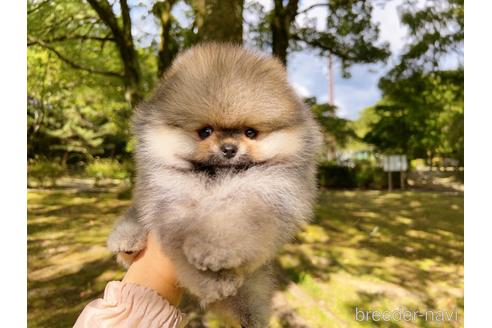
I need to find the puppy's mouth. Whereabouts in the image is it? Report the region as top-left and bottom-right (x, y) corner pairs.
(190, 156), (263, 176)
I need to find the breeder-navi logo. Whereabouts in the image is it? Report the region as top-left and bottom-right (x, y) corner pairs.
(355, 306), (459, 323)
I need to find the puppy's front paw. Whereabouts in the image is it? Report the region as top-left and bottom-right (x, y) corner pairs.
(183, 237), (243, 271)
(107, 223), (146, 254)
(107, 214), (146, 267)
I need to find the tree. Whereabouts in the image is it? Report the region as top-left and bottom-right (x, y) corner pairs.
(27, 0), (248, 162)
(249, 0), (390, 69)
(192, 0), (244, 43)
(364, 0), (463, 165)
(270, 0), (298, 66)
(85, 0), (143, 106)
(153, 0), (180, 77)
(27, 0), (136, 161)
(26, 0), (408, 167)
(311, 102), (356, 149)
(152, 0), (245, 76)
(28, 0), (143, 107)
(365, 70), (463, 164)
(27, 45), (128, 162)
(388, 0), (463, 79)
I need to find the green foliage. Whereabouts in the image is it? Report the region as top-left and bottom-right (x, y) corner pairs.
(244, 1), (270, 50)
(27, 0), (143, 162)
(248, 0), (390, 71)
(353, 159), (387, 188)
(311, 103), (356, 148)
(390, 0), (463, 78)
(28, 157), (66, 186)
(27, 0), (124, 76)
(295, 0), (390, 76)
(27, 0), (463, 174)
(85, 158), (131, 182)
(317, 162), (355, 188)
(351, 105), (378, 139)
(362, 0), (463, 164)
(26, 0), (245, 165)
(317, 160), (389, 189)
(364, 69), (464, 164)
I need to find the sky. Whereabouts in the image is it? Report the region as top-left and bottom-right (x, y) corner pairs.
(282, 0), (462, 120)
(130, 0), (458, 121)
(270, 0), (409, 120)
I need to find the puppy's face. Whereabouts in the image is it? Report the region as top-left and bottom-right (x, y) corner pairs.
(136, 44), (313, 172)
(193, 123), (308, 168)
(193, 125), (261, 167)
(142, 120), (305, 171)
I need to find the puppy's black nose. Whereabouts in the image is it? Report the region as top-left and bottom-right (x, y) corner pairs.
(221, 144), (238, 159)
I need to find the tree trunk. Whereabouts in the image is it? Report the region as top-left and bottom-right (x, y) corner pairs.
(153, 0), (179, 77)
(62, 151), (69, 166)
(119, 0), (142, 106)
(271, 0), (298, 66)
(87, 0), (143, 107)
(193, 0), (244, 44)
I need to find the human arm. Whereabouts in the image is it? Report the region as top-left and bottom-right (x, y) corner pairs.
(74, 232), (185, 328)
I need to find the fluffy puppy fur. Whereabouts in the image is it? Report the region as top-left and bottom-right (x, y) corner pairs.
(107, 43), (322, 327)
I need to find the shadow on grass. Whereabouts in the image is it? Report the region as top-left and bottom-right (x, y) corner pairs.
(28, 257), (122, 328)
(28, 188), (463, 327)
(272, 190), (463, 327)
(28, 189), (129, 327)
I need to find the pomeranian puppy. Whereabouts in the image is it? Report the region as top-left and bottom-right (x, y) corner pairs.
(107, 43), (322, 327)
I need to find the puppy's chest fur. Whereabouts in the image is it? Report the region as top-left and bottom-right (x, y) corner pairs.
(136, 166), (244, 218)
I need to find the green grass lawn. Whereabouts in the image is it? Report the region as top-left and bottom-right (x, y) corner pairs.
(28, 187), (463, 327)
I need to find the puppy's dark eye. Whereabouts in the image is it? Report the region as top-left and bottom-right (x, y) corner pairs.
(245, 128), (258, 139)
(198, 126), (213, 140)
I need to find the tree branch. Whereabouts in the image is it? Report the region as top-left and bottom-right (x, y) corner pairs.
(28, 36), (124, 78)
(297, 2), (328, 15)
(119, 0), (133, 41)
(86, 0), (122, 40)
(87, 0), (143, 105)
(27, 0), (50, 15)
(27, 35), (115, 46)
(286, 0), (300, 18)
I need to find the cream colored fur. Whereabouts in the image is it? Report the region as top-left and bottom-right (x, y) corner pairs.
(107, 43), (322, 327)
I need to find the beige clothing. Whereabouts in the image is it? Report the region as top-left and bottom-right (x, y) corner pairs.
(74, 281), (186, 328)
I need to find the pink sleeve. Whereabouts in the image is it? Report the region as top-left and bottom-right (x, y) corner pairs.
(74, 281), (187, 328)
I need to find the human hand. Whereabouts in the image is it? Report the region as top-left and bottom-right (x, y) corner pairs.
(122, 231), (183, 306)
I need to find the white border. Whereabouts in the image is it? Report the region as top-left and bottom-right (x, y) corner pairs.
(465, 1), (492, 326)
(0, 1), (27, 326)
(3, 1), (480, 326)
